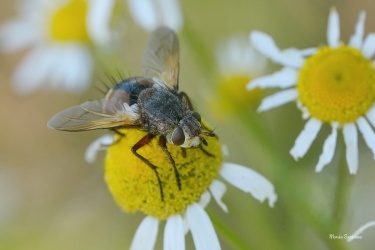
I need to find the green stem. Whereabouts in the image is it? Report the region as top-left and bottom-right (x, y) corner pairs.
(332, 145), (354, 232)
(239, 112), (350, 250)
(181, 22), (218, 85)
(207, 210), (253, 250)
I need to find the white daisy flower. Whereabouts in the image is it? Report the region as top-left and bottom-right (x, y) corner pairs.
(247, 8), (375, 174)
(217, 35), (268, 78)
(0, 0), (115, 95)
(127, 0), (183, 32)
(211, 36), (268, 118)
(86, 130), (277, 249)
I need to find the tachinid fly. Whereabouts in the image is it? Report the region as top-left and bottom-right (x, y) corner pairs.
(48, 27), (215, 200)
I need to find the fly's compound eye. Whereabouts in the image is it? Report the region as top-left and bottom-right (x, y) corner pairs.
(192, 112), (201, 122)
(171, 127), (185, 145)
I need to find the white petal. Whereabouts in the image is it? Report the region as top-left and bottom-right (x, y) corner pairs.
(85, 134), (114, 163)
(356, 117), (375, 158)
(362, 33), (375, 58)
(315, 122), (338, 172)
(128, 0), (157, 31)
(327, 7), (340, 48)
(87, 0), (115, 45)
(349, 11), (366, 49)
(186, 203), (221, 250)
(158, 0), (184, 31)
(50, 44), (93, 92)
(11, 43), (92, 94)
(130, 216), (159, 250)
(182, 216), (189, 236)
(290, 118), (322, 160)
(366, 104), (375, 127)
(12, 47), (56, 95)
(250, 31), (304, 68)
(343, 123), (358, 174)
(127, 0), (183, 32)
(258, 88), (298, 112)
(250, 31), (280, 61)
(209, 180), (228, 213)
(347, 221), (375, 242)
(297, 100), (310, 120)
(295, 47), (318, 57)
(198, 191), (211, 209)
(0, 19), (38, 51)
(221, 144), (229, 157)
(278, 48), (305, 68)
(164, 215), (185, 250)
(217, 35), (268, 76)
(220, 163), (277, 207)
(247, 67), (298, 90)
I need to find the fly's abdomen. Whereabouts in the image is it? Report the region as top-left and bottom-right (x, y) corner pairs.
(103, 77), (154, 114)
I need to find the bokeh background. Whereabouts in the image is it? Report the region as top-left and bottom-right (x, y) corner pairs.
(1, 0), (375, 249)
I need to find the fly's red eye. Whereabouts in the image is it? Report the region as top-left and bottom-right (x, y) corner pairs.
(171, 127), (185, 145)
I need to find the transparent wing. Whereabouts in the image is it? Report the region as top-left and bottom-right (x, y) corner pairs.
(142, 26), (180, 90)
(47, 99), (140, 131)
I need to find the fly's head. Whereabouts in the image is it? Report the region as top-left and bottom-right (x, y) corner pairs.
(166, 111), (214, 148)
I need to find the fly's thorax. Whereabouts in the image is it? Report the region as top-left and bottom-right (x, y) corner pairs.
(138, 87), (188, 134)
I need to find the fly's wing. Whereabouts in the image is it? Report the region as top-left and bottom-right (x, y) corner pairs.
(142, 26), (180, 90)
(47, 99), (140, 131)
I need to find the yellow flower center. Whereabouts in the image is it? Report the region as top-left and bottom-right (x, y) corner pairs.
(210, 75), (262, 119)
(297, 46), (375, 124)
(49, 0), (90, 42)
(105, 129), (222, 220)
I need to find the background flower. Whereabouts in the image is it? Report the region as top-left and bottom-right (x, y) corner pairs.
(248, 8), (375, 174)
(209, 35), (268, 120)
(0, 0), (115, 94)
(127, 0), (183, 32)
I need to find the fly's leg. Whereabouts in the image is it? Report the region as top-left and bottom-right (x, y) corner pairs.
(131, 134), (165, 201)
(159, 136), (182, 191)
(108, 129), (126, 145)
(110, 126), (141, 146)
(198, 144), (215, 157)
(181, 148), (187, 158)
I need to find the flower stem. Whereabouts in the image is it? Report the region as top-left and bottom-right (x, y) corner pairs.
(207, 210), (253, 250)
(332, 144), (354, 232)
(180, 21), (218, 85)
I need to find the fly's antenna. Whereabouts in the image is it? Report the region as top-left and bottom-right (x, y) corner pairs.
(199, 128), (216, 146)
(201, 130), (216, 137)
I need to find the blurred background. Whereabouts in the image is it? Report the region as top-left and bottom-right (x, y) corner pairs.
(1, 0), (375, 249)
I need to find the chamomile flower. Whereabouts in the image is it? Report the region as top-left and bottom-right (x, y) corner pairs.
(0, 0), (115, 95)
(86, 129), (277, 249)
(211, 36), (267, 118)
(248, 8), (375, 174)
(127, 0), (183, 32)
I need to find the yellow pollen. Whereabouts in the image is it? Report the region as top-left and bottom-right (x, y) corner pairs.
(297, 46), (375, 123)
(49, 0), (90, 42)
(105, 128), (222, 220)
(210, 75), (263, 119)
